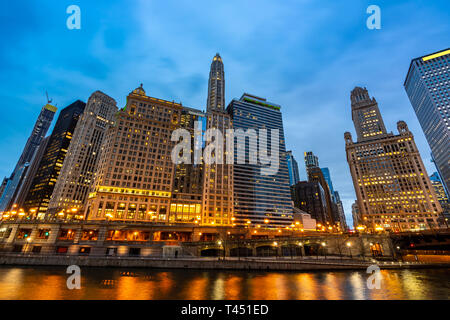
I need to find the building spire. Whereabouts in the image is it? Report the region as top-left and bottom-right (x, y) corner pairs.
(207, 53), (225, 112)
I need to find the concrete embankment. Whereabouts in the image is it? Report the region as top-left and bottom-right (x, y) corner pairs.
(1, 254), (449, 271)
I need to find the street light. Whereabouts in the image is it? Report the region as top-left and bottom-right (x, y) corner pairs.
(217, 240), (225, 261)
(320, 242), (327, 259)
(346, 242), (352, 258)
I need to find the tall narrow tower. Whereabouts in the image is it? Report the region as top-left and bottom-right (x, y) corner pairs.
(0, 102), (57, 212)
(202, 53), (234, 226)
(351, 87), (387, 141)
(207, 53), (225, 112)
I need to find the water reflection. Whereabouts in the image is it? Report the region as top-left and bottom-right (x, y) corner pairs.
(0, 266), (448, 300)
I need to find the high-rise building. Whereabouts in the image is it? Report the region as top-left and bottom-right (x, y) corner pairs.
(11, 137), (50, 209)
(23, 100), (86, 218)
(304, 151), (319, 177)
(430, 172), (449, 203)
(47, 91), (118, 217)
(207, 53), (225, 112)
(85, 85), (182, 223)
(351, 201), (360, 228)
(307, 166), (336, 225)
(404, 49), (450, 195)
(429, 172), (450, 221)
(350, 87), (388, 141)
(170, 107), (206, 224)
(227, 94), (293, 227)
(202, 54), (234, 226)
(286, 151), (300, 186)
(333, 191), (348, 231)
(0, 103), (57, 212)
(291, 181), (329, 226)
(345, 87), (443, 232)
(321, 167), (335, 201)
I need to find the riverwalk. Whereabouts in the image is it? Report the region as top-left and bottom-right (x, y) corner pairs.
(1, 253), (449, 271)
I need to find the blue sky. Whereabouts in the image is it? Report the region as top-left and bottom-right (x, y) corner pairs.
(0, 0), (449, 227)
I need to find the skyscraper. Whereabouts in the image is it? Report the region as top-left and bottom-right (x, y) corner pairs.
(286, 151), (300, 186)
(47, 91), (118, 217)
(304, 151), (319, 177)
(321, 167), (335, 201)
(23, 100), (86, 218)
(207, 53), (225, 111)
(404, 48), (450, 195)
(0, 103), (56, 212)
(291, 181), (329, 226)
(303, 152), (335, 225)
(170, 107), (206, 224)
(202, 53), (234, 226)
(227, 94), (293, 228)
(429, 172), (450, 220)
(85, 85), (182, 223)
(345, 87), (443, 232)
(11, 137), (50, 209)
(333, 191), (348, 231)
(350, 87), (387, 141)
(351, 201), (360, 228)
(307, 166), (336, 225)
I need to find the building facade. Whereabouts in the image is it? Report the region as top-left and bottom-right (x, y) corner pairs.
(291, 181), (329, 226)
(170, 107), (206, 224)
(23, 101), (86, 218)
(0, 103), (57, 212)
(227, 94), (293, 228)
(429, 172), (450, 221)
(47, 91), (118, 217)
(304, 151), (319, 178)
(85, 85), (182, 223)
(207, 53), (225, 112)
(202, 54), (234, 226)
(286, 150), (300, 186)
(11, 137), (50, 210)
(345, 87), (443, 232)
(321, 167), (335, 201)
(404, 48), (450, 195)
(333, 191), (348, 231)
(351, 201), (360, 228)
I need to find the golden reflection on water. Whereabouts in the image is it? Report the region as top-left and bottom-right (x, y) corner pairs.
(248, 274), (288, 300)
(184, 275), (208, 300)
(323, 273), (343, 300)
(349, 272), (366, 300)
(0, 267), (447, 300)
(294, 273), (318, 300)
(223, 275), (242, 300)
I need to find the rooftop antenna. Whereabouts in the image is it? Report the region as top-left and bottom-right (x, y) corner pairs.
(45, 91), (53, 104)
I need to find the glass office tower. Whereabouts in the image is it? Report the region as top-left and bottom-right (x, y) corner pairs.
(0, 103), (56, 212)
(227, 94), (293, 228)
(404, 48), (450, 195)
(286, 150), (300, 186)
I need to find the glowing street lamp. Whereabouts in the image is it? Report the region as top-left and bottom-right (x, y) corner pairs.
(346, 242), (352, 258)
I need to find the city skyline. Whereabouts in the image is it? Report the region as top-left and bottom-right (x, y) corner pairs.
(1, 1), (449, 227)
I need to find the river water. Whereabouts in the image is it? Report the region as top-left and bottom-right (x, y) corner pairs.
(0, 266), (448, 300)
